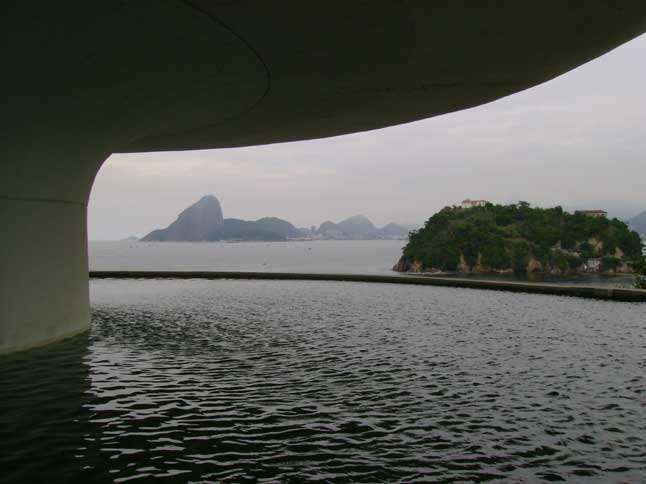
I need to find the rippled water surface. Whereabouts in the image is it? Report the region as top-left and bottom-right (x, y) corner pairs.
(1, 280), (645, 483)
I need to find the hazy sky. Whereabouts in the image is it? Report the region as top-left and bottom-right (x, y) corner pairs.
(89, 34), (646, 240)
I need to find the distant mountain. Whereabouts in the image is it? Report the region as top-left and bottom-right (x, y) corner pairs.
(141, 195), (302, 242)
(218, 217), (302, 241)
(627, 211), (646, 235)
(380, 223), (409, 238)
(317, 221), (338, 235)
(142, 195), (224, 241)
(140, 195), (410, 242)
(316, 215), (409, 239)
(336, 215), (378, 237)
(254, 217), (303, 239)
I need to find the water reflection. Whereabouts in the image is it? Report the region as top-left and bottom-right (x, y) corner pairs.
(0, 334), (94, 482)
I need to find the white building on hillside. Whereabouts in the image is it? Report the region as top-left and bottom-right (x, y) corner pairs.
(577, 209), (607, 218)
(461, 198), (489, 209)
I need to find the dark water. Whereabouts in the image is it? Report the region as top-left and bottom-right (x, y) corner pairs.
(1, 280), (645, 483)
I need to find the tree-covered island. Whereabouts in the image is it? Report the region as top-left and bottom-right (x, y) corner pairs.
(395, 202), (645, 275)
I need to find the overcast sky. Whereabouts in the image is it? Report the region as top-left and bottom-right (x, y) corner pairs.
(89, 34), (646, 240)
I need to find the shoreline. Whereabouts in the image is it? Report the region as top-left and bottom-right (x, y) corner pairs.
(396, 269), (636, 278)
(89, 271), (646, 302)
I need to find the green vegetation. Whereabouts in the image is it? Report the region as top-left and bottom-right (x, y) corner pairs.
(399, 203), (643, 274)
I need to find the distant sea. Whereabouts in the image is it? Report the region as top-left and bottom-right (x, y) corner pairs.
(89, 240), (637, 287)
(89, 239), (406, 274)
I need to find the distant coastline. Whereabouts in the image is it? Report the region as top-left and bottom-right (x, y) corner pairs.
(141, 194), (411, 242)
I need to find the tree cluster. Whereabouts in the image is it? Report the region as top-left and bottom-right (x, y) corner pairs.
(401, 203), (643, 273)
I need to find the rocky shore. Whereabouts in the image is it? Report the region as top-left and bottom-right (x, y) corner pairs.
(393, 256), (636, 276)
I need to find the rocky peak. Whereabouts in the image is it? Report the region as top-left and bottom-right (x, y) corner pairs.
(142, 195), (224, 241)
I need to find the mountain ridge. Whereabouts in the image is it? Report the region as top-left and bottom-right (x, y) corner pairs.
(141, 195), (301, 242)
(142, 195), (224, 242)
(141, 195), (410, 242)
(316, 215), (408, 239)
(626, 211), (646, 235)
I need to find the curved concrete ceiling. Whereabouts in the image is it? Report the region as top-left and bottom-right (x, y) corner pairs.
(4, 1), (646, 157)
(3, 1), (646, 205)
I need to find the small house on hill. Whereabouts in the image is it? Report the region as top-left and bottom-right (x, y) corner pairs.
(578, 209), (607, 218)
(461, 199), (489, 209)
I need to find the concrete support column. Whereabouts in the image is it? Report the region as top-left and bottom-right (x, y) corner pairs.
(0, 197), (91, 353)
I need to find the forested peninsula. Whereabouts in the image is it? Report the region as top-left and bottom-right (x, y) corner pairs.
(395, 203), (645, 275)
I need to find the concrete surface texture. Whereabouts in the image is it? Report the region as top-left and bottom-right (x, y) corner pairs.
(2, 1), (646, 352)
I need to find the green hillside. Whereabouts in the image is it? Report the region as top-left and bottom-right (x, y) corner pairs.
(397, 203), (644, 274)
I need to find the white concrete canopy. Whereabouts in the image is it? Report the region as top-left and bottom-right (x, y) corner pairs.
(2, 1), (646, 352)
